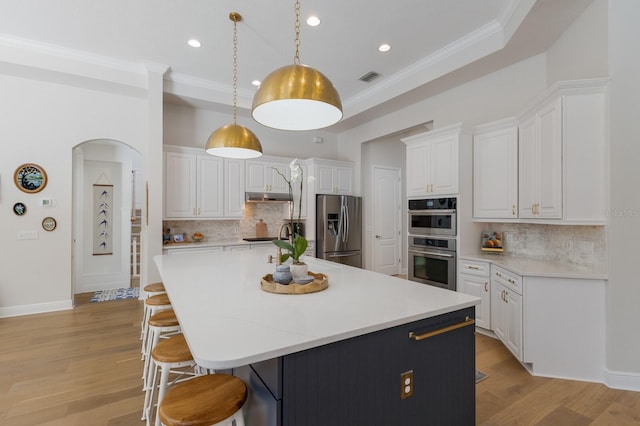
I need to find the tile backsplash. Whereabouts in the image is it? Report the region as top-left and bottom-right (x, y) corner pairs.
(164, 202), (294, 242)
(478, 223), (607, 271)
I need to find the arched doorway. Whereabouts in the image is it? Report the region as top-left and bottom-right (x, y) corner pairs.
(72, 140), (143, 295)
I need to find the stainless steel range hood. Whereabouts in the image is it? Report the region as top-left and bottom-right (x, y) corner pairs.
(245, 192), (292, 203)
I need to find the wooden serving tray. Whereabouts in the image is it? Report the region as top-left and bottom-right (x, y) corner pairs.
(261, 272), (328, 295)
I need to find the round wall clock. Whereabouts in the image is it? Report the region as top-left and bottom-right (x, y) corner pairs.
(13, 202), (27, 216)
(42, 217), (57, 231)
(14, 163), (47, 193)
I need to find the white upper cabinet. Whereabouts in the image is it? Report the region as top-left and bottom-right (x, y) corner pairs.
(164, 146), (246, 220)
(307, 158), (354, 195)
(473, 119), (518, 219)
(245, 156), (291, 194)
(164, 148), (223, 219)
(474, 79), (608, 224)
(518, 97), (563, 219)
(403, 124), (461, 197)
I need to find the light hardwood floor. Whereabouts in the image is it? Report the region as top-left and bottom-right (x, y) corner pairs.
(0, 296), (638, 425)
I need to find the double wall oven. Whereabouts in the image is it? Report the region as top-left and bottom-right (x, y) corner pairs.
(408, 197), (457, 291)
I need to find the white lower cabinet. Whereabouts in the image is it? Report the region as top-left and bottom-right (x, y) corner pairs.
(457, 260), (491, 330)
(490, 265), (523, 361)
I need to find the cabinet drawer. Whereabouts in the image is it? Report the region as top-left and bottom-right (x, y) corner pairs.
(458, 259), (490, 277)
(491, 265), (522, 294)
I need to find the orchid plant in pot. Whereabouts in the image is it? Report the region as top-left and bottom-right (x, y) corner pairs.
(272, 159), (314, 280)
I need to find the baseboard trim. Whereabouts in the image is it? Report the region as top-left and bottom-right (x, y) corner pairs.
(0, 300), (73, 318)
(605, 369), (640, 391)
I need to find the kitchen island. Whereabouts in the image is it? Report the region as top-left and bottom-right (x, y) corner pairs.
(154, 251), (480, 425)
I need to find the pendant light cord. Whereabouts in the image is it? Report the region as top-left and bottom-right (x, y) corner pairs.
(232, 16), (239, 124)
(294, 0), (301, 65)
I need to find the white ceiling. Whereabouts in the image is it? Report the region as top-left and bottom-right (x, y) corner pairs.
(0, 0), (593, 132)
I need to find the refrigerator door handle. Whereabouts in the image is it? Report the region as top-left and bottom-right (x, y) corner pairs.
(327, 251), (360, 258)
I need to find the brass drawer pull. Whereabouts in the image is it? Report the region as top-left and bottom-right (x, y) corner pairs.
(408, 317), (475, 341)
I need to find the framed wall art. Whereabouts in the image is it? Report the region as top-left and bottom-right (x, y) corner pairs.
(14, 163), (47, 193)
(13, 202), (26, 216)
(93, 184), (113, 255)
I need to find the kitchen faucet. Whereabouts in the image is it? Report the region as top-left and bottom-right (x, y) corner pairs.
(279, 223), (293, 244)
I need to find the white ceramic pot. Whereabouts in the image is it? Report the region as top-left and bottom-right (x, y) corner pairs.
(289, 263), (309, 280)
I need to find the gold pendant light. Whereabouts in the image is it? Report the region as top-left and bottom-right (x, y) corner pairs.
(251, 0), (342, 131)
(206, 12), (262, 159)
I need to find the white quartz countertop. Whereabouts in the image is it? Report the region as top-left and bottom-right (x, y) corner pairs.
(154, 251), (480, 369)
(459, 253), (607, 280)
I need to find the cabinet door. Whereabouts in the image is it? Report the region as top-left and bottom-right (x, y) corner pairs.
(197, 155), (224, 218)
(491, 282), (522, 361)
(518, 98), (562, 219)
(268, 161), (290, 193)
(473, 126), (518, 218)
(458, 274), (491, 330)
(536, 98), (562, 219)
(334, 166), (353, 194)
(165, 152), (197, 218)
(315, 163), (335, 194)
(518, 115), (538, 218)
(246, 161), (268, 192)
(431, 135), (458, 195)
(406, 143), (429, 197)
(225, 159), (245, 218)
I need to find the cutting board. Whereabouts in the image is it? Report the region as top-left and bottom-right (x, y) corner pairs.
(256, 219), (268, 238)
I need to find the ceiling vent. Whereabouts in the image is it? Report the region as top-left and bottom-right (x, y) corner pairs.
(358, 71), (380, 83)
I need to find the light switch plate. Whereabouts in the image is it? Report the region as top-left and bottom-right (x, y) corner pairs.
(17, 230), (38, 240)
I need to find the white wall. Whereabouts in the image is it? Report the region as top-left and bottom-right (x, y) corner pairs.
(0, 74), (147, 317)
(163, 103), (339, 159)
(337, 54), (548, 192)
(607, 0), (640, 387)
(546, 0), (609, 84)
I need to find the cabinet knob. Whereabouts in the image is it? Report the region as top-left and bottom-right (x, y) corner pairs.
(375, 235), (382, 239)
(512, 205), (516, 215)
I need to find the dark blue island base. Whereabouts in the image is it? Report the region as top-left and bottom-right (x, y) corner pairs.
(236, 307), (476, 426)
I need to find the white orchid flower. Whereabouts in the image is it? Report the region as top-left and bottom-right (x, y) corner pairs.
(290, 158), (302, 182)
(307, 175), (315, 184)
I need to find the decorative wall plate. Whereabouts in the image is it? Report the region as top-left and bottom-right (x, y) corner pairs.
(13, 202), (26, 216)
(42, 216), (57, 231)
(14, 163), (47, 193)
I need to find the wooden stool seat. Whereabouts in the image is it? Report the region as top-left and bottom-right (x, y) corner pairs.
(145, 293), (171, 307)
(149, 309), (179, 328)
(152, 334), (192, 364)
(144, 282), (166, 293)
(159, 374), (247, 426)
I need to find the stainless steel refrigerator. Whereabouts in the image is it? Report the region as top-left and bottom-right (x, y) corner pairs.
(316, 194), (362, 268)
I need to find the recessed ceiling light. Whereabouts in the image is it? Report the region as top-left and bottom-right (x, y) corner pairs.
(306, 15), (320, 27)
(252, 80), (261, 87)
(378, 43), (391, 53)
(188, 39), (202, 48)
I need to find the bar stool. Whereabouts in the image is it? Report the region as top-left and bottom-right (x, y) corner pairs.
(158, 374), (247, 426)
(143, 333), (201, 425)
(141, 293), (172, 359)
(144, 282), (166, 297)
(141, 283), (167, 340)
(143, 309), (181, 387)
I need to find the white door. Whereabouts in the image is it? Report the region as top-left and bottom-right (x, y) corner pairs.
(372, 166), (401, 275)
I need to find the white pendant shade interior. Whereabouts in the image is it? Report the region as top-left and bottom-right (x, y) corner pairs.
(205, 12), (262, 159)
(251, 0), (342, 131)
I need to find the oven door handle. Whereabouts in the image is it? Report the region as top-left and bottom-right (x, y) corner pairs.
(408, 250), (454, 258)
(408, 209), (456, 214)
